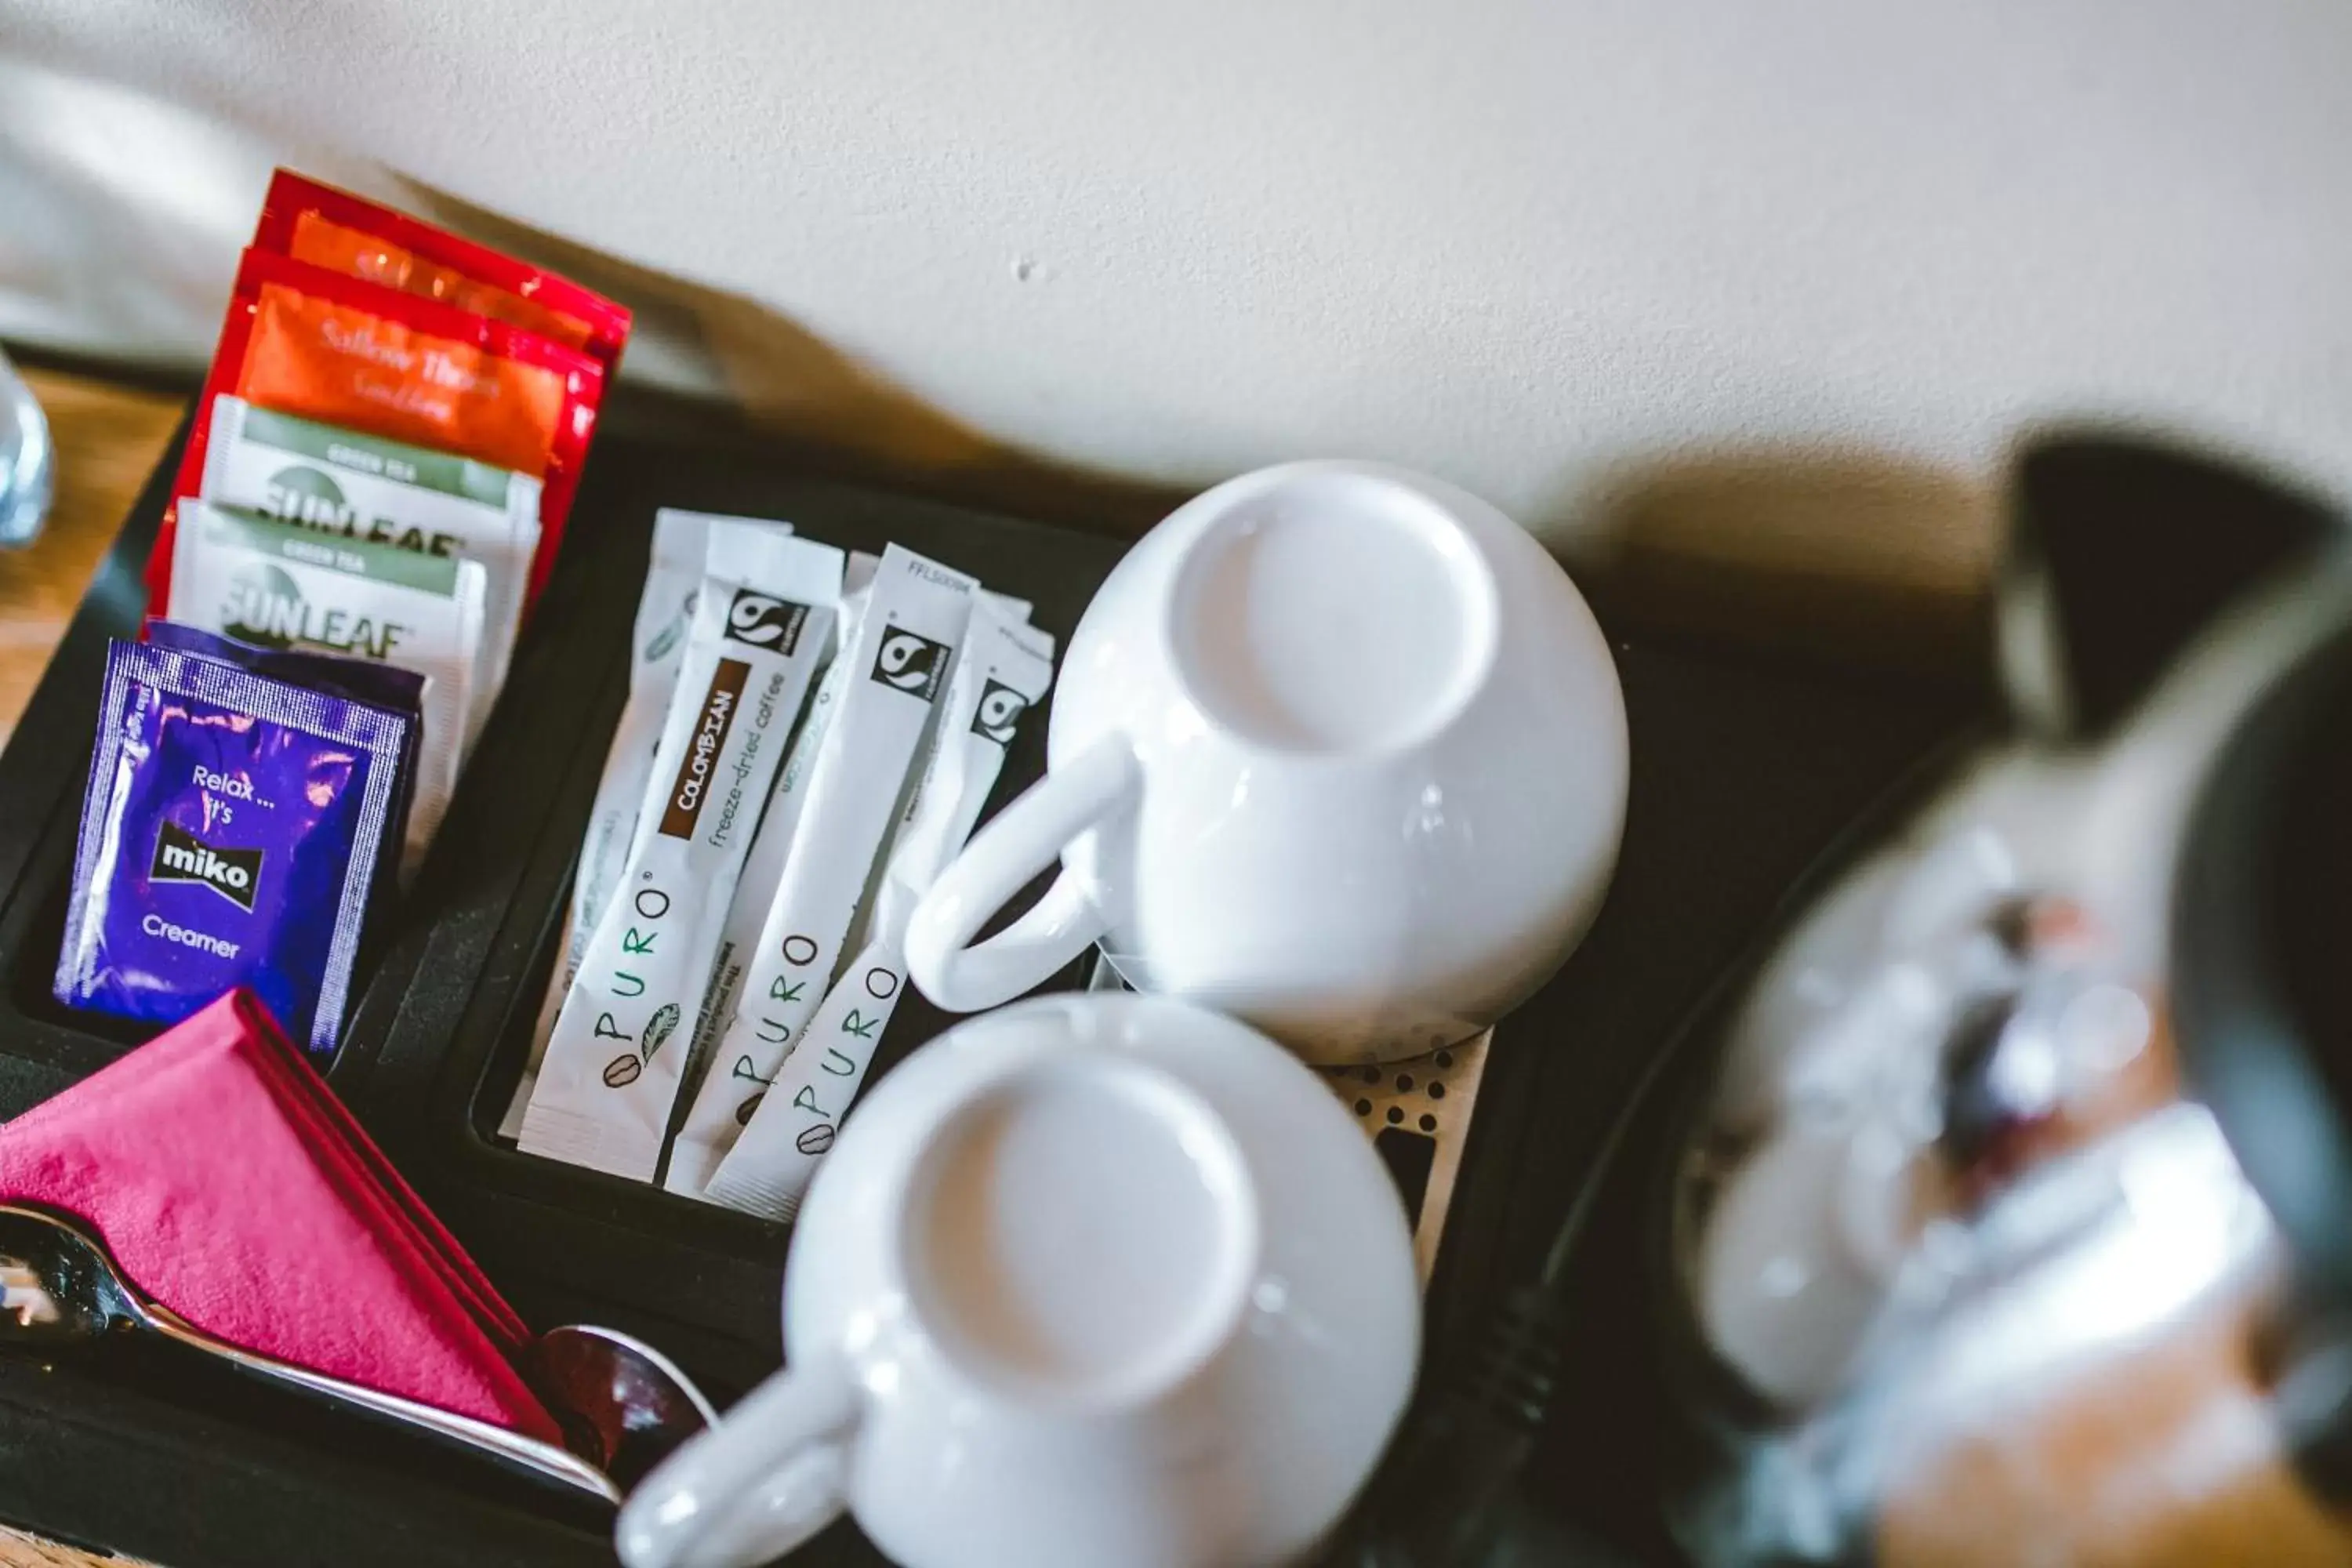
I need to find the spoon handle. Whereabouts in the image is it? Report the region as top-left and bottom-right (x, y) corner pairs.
(140, 1305), (621, 1504)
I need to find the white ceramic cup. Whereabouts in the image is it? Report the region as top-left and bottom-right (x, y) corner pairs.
(906, 460), (1628, 1062)
(615, 994), (1421, 1568)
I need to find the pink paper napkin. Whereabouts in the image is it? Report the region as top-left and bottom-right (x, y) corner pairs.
(0, 991), (560, 1443)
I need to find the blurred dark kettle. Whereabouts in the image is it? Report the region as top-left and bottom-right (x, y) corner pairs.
(1655, 434), (2352, 1566)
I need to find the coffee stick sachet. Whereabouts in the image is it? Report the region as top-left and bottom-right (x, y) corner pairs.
(705, 599), (1054, 1218)
(666, 545), (976, 1196)
(677, 557), (1033, 1129)
(519, 526), (842, 1181)
(501, 510), (793, 1142)
(677, 554), (879, 1117)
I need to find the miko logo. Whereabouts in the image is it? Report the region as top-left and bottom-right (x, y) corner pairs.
(971, 678), (1030, 745)
(150, 822), (263, 911)
(724, 589), (810, 654)
(870, 627), (950, 702)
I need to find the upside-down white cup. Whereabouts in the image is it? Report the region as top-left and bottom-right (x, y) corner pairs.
(906, 461), (1628, 1062)
(615, 994), (1419, 1568)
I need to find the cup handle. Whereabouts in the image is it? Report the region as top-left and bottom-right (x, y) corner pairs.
(615, 1356), (858, 1568)
(906, 735), (1142, 1014)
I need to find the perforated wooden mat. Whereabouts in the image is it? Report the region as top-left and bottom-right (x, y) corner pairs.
(1314, 1033), (1490, 1284)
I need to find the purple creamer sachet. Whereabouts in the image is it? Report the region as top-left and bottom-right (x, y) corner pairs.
(140, 620), (425, 898)
(55, 637), (412, 1054)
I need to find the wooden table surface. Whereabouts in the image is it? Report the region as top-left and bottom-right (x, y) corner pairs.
(0, 363), (184, 1567)
(0, 367), (185, 746)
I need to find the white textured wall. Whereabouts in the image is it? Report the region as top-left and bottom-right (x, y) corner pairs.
(5, 0), (2351, 597)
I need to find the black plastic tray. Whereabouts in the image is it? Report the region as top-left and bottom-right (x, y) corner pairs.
(0, 420), (1974, 1566)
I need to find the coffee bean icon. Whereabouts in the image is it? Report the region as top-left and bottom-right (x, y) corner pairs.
(603, 1054), (642, 1087)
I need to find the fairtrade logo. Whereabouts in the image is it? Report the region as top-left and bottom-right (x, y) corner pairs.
(870, 627), (950, 702)
(149, 821), (263, 911)
(724, 589), (809, 654)
(971, 678), (1029, 744)
(263, 464), (353, 528)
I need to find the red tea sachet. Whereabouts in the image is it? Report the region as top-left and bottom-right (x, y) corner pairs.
(251, 170), (630, 370)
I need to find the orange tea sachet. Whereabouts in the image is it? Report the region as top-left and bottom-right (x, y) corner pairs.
(156, 248), (610, 615)
(252, 170), (630, 370)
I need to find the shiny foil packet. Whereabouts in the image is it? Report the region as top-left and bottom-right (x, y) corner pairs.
(139, 621), (425, 905)
(252, 169), (632, 367)
(55, 639), (412, 1054)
